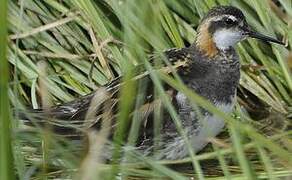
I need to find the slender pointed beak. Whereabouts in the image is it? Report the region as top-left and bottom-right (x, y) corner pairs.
(247, 30), (284, 45)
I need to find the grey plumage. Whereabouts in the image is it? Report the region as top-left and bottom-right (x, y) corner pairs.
(140, 45), (240, 159)
(18, 5), (284, 160)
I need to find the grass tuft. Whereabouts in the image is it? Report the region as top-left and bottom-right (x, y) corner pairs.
(5, 0), (292, 179)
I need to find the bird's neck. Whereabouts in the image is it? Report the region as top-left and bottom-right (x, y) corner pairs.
(195, 26), (236, 58)
(195, 26), (219, 58)
(185, 45), (240, 104)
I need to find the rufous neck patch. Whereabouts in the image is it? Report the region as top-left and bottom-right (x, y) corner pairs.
(196, 23), (218, 58)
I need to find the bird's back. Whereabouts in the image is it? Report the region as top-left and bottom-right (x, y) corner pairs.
(19, 44), (240, 160)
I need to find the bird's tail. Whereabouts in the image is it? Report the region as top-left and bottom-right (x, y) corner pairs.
(15, 91), (105, 137)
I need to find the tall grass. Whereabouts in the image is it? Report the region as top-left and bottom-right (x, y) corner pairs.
(6, 0), (292, 179)
(0, 0), (15, 179)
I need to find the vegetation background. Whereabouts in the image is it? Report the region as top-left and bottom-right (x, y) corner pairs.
(0, 0), (291, 179)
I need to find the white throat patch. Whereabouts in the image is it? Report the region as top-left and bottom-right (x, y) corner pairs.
(213, 29), (244, 50)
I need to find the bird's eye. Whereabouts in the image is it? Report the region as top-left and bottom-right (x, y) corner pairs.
(225, 18), (236, 25)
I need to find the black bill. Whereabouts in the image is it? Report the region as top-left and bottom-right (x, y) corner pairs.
(248, 31), (284, 45)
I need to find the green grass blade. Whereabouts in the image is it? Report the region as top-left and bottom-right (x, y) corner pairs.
(229, 123), (257, 179)
(0, 0), (15, 179)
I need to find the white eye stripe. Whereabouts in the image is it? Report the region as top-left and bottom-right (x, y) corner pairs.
(226, 15), (237, 21)
(209, 15), (238, 22)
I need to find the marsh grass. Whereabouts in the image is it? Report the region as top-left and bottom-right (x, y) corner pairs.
(3, 0), (292, 179)
(0, 0), (15, 179)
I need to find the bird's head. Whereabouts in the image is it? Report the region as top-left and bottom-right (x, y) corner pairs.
(196, 6), (284, 57)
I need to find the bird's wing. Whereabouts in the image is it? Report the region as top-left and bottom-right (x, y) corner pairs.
(18, 47), (193, 137)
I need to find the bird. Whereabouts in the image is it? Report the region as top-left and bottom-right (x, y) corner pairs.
(19, 6), (284, 160)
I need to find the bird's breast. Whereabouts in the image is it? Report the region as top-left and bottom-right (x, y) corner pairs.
(159, 92), (236, 160)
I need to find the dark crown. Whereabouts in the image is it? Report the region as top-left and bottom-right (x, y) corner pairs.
(199, 6), (247, 35)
